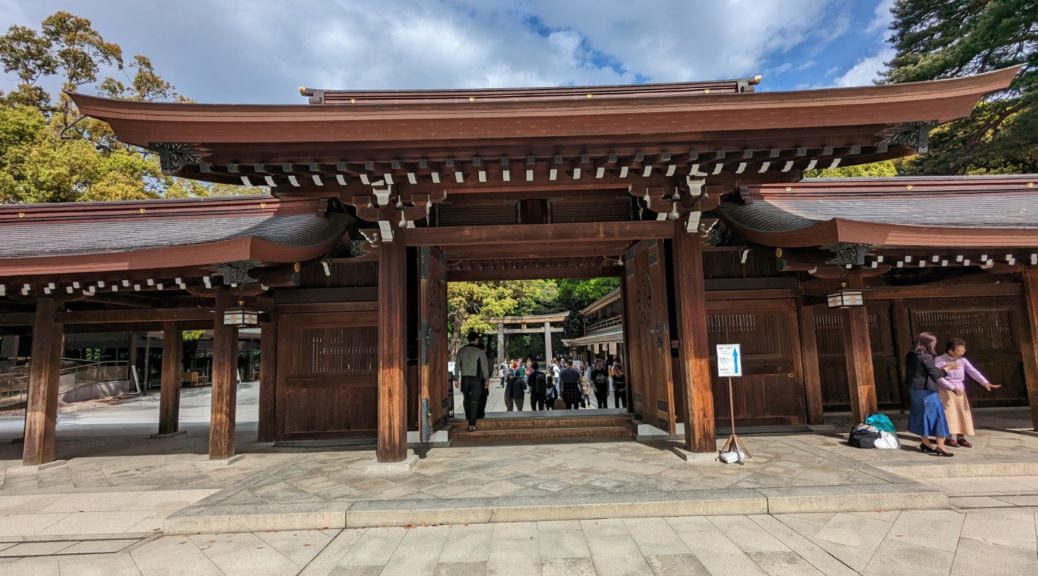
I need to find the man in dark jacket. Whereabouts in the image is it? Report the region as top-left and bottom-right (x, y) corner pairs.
(590, 358), (610, 409)
(505, 369), (526, 411)
(527, 362), (548, 411)
(455, 331), (489, 431)
(559, 360), (583, 410)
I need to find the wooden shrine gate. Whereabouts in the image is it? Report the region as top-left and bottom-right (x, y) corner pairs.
(418, 247), (450, 440)
(623, 240), (678, 433)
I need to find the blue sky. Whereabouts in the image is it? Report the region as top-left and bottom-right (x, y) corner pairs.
(0, 0), (896, 104)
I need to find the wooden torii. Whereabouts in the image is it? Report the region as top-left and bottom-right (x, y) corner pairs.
(491, 312), (569, 366)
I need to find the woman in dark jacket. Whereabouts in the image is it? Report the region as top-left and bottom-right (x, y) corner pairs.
(905, 332), (954, 457)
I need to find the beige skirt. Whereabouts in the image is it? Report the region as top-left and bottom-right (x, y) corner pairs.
(939, 389), (975, 436)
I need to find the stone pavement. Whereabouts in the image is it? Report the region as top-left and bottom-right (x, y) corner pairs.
(2, 509), (1036, 575)
(1, 385), (1037, 573)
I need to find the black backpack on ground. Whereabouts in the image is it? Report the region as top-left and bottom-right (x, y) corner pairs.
(848, 424), (881, 449)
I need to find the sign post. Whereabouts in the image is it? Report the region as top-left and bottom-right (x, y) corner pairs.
(716, 344), (750, 463)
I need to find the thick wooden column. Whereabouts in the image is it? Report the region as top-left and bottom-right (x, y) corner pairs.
(842, 274), (877, 423)
(797, 304), (825, 425)
(1019, 270), (1038, 430)
(23, 299), (63, 466)
(257, 318), (277, 442)
(157, 323), (183, 435)
(209, 293), (239, 460)
(672, 221), (715, 452)
(378, 234), (408, 462)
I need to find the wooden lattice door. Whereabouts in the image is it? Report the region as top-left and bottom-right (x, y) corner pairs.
(418, 247), (450, 439)
(623, 240), (677, 433)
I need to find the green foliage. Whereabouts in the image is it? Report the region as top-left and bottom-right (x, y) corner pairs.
(803, 160), (899, 178)
(0, 11), (257, 203)
(881, 0), (1038, 174)
(446, 280), (558, 359)
(555, 278), (620, 305)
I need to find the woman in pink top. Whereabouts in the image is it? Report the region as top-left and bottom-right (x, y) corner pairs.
(934, 338), (1001, 448)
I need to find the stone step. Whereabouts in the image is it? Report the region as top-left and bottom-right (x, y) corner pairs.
(450, 425), (633, 444)
(449, 415), (632, 431)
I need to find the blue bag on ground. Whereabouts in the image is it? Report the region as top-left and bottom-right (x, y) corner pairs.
(864, 413), (896, 434)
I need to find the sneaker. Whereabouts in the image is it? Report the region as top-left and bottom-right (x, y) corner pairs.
(467, 425), (476, 432)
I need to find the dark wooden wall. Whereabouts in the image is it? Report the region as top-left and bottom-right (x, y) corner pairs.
(705, 299), (807, 425)
(817, 296), (1029, 411)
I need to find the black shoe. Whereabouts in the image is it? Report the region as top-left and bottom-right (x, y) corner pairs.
(934, 448), (954, 457)
(919, 443), (936, 454)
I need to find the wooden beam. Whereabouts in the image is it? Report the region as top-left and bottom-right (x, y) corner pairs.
(798, 304), (824, 425)
(59, 307), (214, 325)
(22, 299), (63, 466)
(672, 223), (716, 452)
(208, 293), (239, 460)
(449, 266), (622, 282)
(503, 327), (566, 334)
(377, 230), (408, 462)
(258, 318), (277, 442)
(158, 322), (183, 436)
(1019, 270), (1038, 430)
(406, 221), (671, 247)
(842, 273), (878, 424)
(0, 313), (35, 327)
(272, 287), (378, 304)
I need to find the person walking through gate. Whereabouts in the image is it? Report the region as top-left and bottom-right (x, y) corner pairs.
(505, 367), (527, 411)
(935, 338), (1001, 448)
(611, 360), (627, 409)
(905, 332), (955, 457)
(559, 360), (583, 410)
(591, 358), (610, 408)
(455, 331), (490, 431)
(528, 361), (549, 411)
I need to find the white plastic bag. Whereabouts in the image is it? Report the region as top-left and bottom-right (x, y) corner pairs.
(873, 430), (900, 449)
(719, 450), (747, 463)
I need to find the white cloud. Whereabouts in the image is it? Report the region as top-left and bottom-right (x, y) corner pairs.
(866, 0), (896, 35)
(0, 0), (856, 102)
(833, 47), (895, 87)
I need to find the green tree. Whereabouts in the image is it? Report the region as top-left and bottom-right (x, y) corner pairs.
(0, 11), (258, 203)
(882, 0), (1038, 174)
(447, 280), (558, 361)
(803, 160), (898, 178)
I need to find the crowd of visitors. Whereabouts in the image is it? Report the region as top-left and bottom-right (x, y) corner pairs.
(453, 330), (628, 430)
(497, 355), (626, 413)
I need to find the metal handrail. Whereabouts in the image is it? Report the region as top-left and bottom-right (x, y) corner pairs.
(0, 360), (131, 407)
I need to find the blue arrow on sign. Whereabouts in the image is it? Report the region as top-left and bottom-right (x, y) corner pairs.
(732, 348), (740, 373)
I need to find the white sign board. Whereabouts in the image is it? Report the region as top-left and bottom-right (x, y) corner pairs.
(448, 361), (456, 374)
(716, 344), (743, 377)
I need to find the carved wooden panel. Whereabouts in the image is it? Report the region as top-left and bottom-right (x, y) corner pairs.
(275, 311), (378, 439)
(623, 240), (676, 432)
(419, 247), (450, 433)
(706, 299), (806, 425)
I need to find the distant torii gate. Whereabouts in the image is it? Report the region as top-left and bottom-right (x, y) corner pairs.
(492, 312), (568, 366)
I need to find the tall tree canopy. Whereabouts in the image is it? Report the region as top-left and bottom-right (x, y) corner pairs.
(0, 11), (251, 203)
(447, 280), (559, 360)
(882, 0), (1037, 174)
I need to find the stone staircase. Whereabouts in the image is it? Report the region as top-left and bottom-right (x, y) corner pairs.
(449, 411), (634, 445)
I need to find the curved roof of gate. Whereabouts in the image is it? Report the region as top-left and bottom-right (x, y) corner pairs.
(68, 67), (1020, 192)
(717, 175), (1038, 248)
(0, 196), (348, 276)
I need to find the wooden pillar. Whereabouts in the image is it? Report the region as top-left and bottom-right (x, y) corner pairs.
(208, 293), (239, 460)
(842, 274), (877, 423)
(157, 323), (183, 435)
(257, 318), (277, 442)
(378, 234), (408, 462)
(797, 304), (824, 425)
(671, 221), (716, 452)
(23, 298), (63, 466)
(1019, 270), (1038, 430)
(544, 321), (553, 363)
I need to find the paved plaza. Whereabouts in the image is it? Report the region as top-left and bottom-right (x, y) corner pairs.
(0, 385), (1036, 574)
